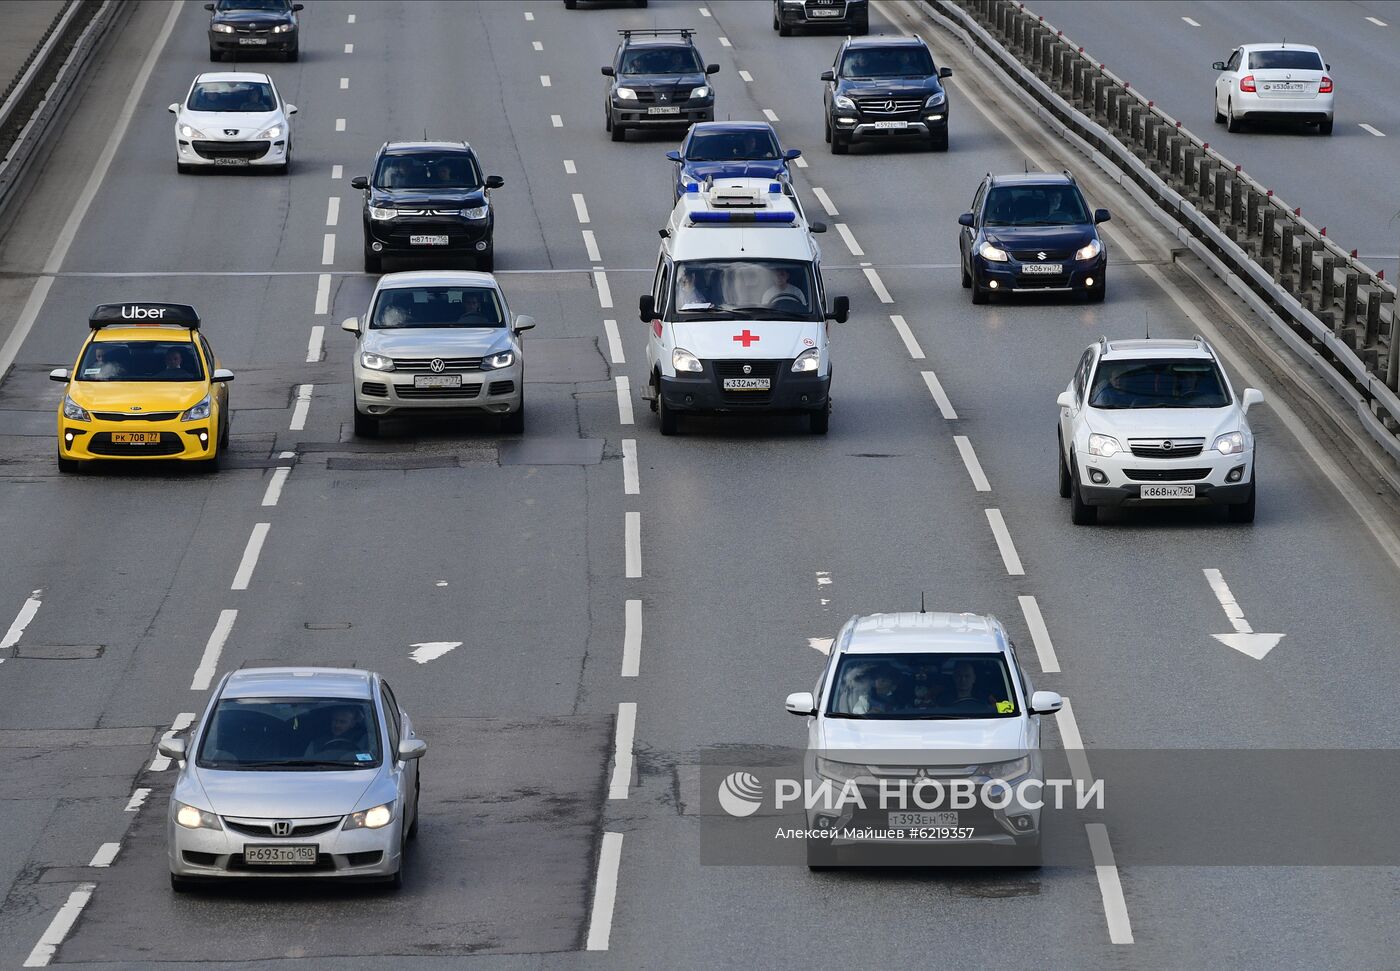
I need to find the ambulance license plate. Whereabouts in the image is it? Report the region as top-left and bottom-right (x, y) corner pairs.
(722, 378), (770, 391)
(414, 374), (461, 389)
(648, 106), (681, 115)
(410, 235), (449, 246)
(110, 432), (161, 444)
(1140, 484), (1195, 499)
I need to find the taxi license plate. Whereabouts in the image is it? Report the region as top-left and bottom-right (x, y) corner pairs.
(1021, 262), (1063, 275)
(872, 120), (907, 130)
(1140, 484), (1195, 499)
(414, 374), (461, 389)
(109, 432), (161, 444)
(889, 811), (960, 828)
(648, 106), (681, 115)
(722, 377), (771, 391)
(238, 37), (268, 45)
(214, 157), (249, 166)
(243, 844), (317, 865)
(410, 235), (449, 246)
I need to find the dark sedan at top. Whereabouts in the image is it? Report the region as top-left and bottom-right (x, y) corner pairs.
(665, 121), (801, 202)
(206, 0), (302, 62)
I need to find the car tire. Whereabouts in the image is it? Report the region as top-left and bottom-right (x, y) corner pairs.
(177, 161), (194, 174)
(970, 273), (989, 305)
(408, 773), (421, 839)
(285, 45), (298, 62)
(809, 402), (830, 435)
(830, 133), (849, 155)
(1011, 835), (1043, 868)
(220, 414), (230, 449)
(364, 249), (382, 274)
(657, 388), (678, 436)
(1086, 273), (1107, 303)
(823, 114), (832, 144)
(199, 449), (221, 473)
(1226, 99), (1242, 133)
(806, 840), (839, 870)
(564, 0), (577, 8)
(1318, 118), (1334, 136)
(1227, 476), (1256, 523)
(960, 260), (972, 288)
(1057, 433), (1071, 498)
(477, 247), (494, 272)
(930, 130), (949, 152)
(57, 451), (80, 474)
(353, 410), (379, 438)
(384, 865), (403, 890)
(634, 0), (647, 6)
(610, 120), (626, 142)
(170, 873), (194, 893)
(501, 403), (525, 434)
(209, 48), (222, 62)
(853, 15), (869, 34)
(1069, 462), (1098, 525)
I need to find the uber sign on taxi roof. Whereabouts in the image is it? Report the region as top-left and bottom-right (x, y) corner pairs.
(88, 303), (201, 329)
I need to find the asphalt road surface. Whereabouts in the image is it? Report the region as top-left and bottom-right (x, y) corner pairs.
(0, 0), (1398, 968)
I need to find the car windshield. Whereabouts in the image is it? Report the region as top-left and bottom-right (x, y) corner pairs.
(77, 340), (204, 382)
(370, 286), (505, 329)
(983, 185), (1090, 226)
(1089, 359), (1231, 409)
(686, 129), (781, 161)
(197, 697), (383, 770)
(621, 46), (702, 74)
(216, 0), (291, 9)
(187, 81), (276, 112)
(374, 153), (482, 190)
(826, 653), (1020, 719)
(840, 46), (935, 78)
(1249, 50), (1324, 71)
(671, 259), (819, 320)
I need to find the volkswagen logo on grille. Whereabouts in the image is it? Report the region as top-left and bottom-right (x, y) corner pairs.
(1161, 440), (1174, 451)
(742, 364), (752, 375)
(224, 129), (238, 137)
(1037, 251), (1048, 261)
(271, 820), (293, 837)
(429, 358), (445, 373)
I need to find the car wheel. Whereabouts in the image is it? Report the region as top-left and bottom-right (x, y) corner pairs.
(1057, 432), (1071, 498)
(408, 772), (421, 839)
(809, 402), (830, 435)
(476, 247), (494, 272)
(1227, 476), (1256, 523)
(1087, 272), (1107, 303)
(220, 414), (230, 449)
(57, 451), (80, 474)
(1069, 461), (1098, 525)
(384, 865), (403, 890)
(634, 0), (647, 6)
(176, 161), (194, 174)
(930, 131), (949, 152)
(610, 119), (626, 142)
(1214, 97), (1225, 124)
(363, 249), (382, 274)
(1318, 118), (1334, 136)
(353, 410), (379, 438)
(285, 45), (298, 62)
(1012, 834), (1043, 868)
(199, 449), (221, 473)
(823, 114), (831, 144)
(960, 259), (972, 289)
(564, 0), (577, 8)
(170, 873), (194, 893)
(209, 48), (222, 62)
(970, 273), (989, 304)
(830, 133), (849, 155)
(806, 840), (839, 870)
(657, 388), (678, 436)
(1226, 99), (1242, 132)
(853, 15), (869, 34)
(501, 403), (524, 434)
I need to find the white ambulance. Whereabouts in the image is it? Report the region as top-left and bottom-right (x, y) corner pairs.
(639, 178), (849, 435)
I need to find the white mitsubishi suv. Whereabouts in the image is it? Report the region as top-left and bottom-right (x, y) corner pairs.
(1057, 337), (1262, 524)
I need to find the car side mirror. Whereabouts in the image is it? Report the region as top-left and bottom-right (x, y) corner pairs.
(203, 2), (214, 9)
(785, 691), (817, 716)
(601, 66), (616, 77)
(398, 738), (428, 760)
(1325, 63), (1331, 71)
(49, 368), (69, 382)
(639, 294), (656, 324)
(1211, 61), (1226, 71)
(827, 295), (849, 324)
(158, 736), (188, 760)
(341, 316), (360, 335)
(1094, 208), (1111, 224)
(513, 314), (536, 334)
(293, 2), (304, 8)
(783, 148), (802, 161)
(350, 176), (368, 190)
(705, 63), (720, 75)
(1029, 690), (1063, 715)
(958, 212), (975, 228)
(820, 69), (835, 82)
(167, 103), (179, 113)
(809, 220), (826, 233)
(1056, 390), (1073, 409)
(665, 150), (682, 162)
(287, 104), (298, 115)
(1241, 387), (1263, 413)
(485, 175), (505, 189)
(939, 67), (953, 79)
(212, 368), (235, 382)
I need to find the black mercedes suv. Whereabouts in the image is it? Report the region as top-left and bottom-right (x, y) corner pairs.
(206, 0), (302, 62)
(821, 35), (952, 153)
(603, 29), (719, 143)
(352, 142), (505, 274)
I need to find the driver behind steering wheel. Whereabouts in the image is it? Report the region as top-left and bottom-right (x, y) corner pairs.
(305, 705), (368, 757)
(761, 267), (804, 307)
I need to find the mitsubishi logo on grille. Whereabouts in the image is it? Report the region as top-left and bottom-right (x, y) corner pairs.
(224, 129), (238, 136)
(1037, 251), (1048, 261)
(429, 358), (445, 373)
(742, 364), (752, 375)
(658, 92), (668, 102)
(1161, 440), (1174, 451)
(271, 820), (293, 837)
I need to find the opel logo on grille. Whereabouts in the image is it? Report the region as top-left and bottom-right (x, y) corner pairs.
(742, 364), (752, 375)
(1037, 251), (1048, 261)
(224, 129), (238, 136)
(1161, 440), (1174, 451)
(271, 820), (293, 837)
(429, 358), (445, 373)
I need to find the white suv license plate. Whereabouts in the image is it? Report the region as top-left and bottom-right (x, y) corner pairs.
(214, 157), (250, 167)
(1140, 484), (1195, 499)
(722, 377), (771, 391)
(238, 37), (268, 45)
(244, 844), (316, 865)
(410, 235), (449, 246)
(647, 106), (681, 115)
(811, 8), (842, 15)
(888, 811), (960, 828)
(1021, 262), (1063, 275)
(414, 374), (461, 389)
(872, 120), (907, 130)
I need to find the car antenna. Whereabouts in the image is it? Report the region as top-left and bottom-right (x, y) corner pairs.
(1023, 158), (1030, 174)
(1144, 309), (1151, 339)
(920, 591), (927, 613)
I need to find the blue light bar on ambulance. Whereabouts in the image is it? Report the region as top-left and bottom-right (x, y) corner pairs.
(88, 303), (201, 330)
(689, 211), (796, 224)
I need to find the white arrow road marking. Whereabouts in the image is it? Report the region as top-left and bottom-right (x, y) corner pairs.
(807, 637), (834, 654)
(1203, 568), (1283, 659)
(409, 641), (462, 664)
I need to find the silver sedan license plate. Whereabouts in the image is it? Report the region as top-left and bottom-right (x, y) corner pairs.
(722, 377), (771, 391)
(1140, 484), (1195, 499)
(1021, 262), (1063, 275)
(410, 235), (449, 246)
(244, 844), (316, 865)
(414, 374), (461, 389)
(238, 37), (268, 45)
(648, 106), (681, 115)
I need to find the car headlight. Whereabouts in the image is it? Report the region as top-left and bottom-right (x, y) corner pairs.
(1214, 431), (1246, 455)
(461, 204), (489, 219)
(272, 23), (294, 33)
(174, 800), (222, 830)
(672, 348), (703, 373)
(179, 124), (206, 139)
(181, 393), (212, 422)
(689, 85), (710, 100)
(343, 802), (394, 830)
(977, 241), (1010, 262)
(62, 394), (90, 422)
(1088, 433), (1122, 457)
(482, 350), (515, 370)
(791, 348), (820, 373)
(359, 350), (395, 371)
(1075, 238), (1103, 261)
(256, 125), (282, 140)
(211, 23), (234, 33)
(925, 92), (947, 108)
(368, 206), (397, 221)
(975, 755), (1032, 783)
(615, 87), (637, 101)
(815, 758), (871, 785)
(833, 95), (856, 110)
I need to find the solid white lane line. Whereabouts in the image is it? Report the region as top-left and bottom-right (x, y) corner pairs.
(314, 272), (331, 314)
(984, 508), (1024, 575)
(1018, 595), (1061, 674)
(625, 511), (641, 578)
(863, 267), (893, 303)
(339, 76), (348, 89)
(719, 36), (731, 46)
(290, 383), (313, 430)
(1056, 698), (1094, 784)
(1366, 15), (1388, 26)
(343, 42), (353, 54)
(920, 370), (958, 419)
(190, 610), (237, 691)
(953, 436), (991, 491)
(524, 10), (534, 19)
(23, 882), (96, 967)
(1359, 123), (1386, 137)
(1, 591), (41, 650)
(321, 234), (335, 265)
(326, 197), (340, 226)
(812, 187), (839, 216)
(331, 164), (343, 180)
(699, 6), (711, 16)
(1087, 823), (1135, 944)
(124, 788), (150, 812)
(572, 193), (591, 224)
(533, 40), (543, 51)
(622, 438), (639, 494)
(793, 156), (807, 168)
(305, 325), (324, 363)
(762, 108), (779, 122)
(834, 223), (863, 256)
(582, 229), (601, 261)
(540, 74), (552, 87)
(603, 318), (625, 364)
(1181, 15), (1200, 26)
(335, 118), (346, 132)
(551, 114), (563, 127)
(0, 0), (180, 384)
(149, 712), (196, 771)
(739, 69), (753, 82)
(231, 524), (271, 591)
(88, 843), (120, 868)
(622, 599), (642, 677)
(615, 376), (634, 425)
(594, 270), (613, 308)
(888, 314), (924, 359)
(262, 466), (292, 507)
(608, 702), (637, 799)
(564, 159), (576, 173)
(586, 832), (623, 951)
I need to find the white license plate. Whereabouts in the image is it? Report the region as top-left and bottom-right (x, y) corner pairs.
(414, 374), (462, 389)
(238, 37), (268, 45)
(872, 120), (907, 130)
(722, 377), (771, 391)
(1266, 82), (1305, 91)
(1140, 484), (1196, 499)
(409, 235), (449, 246)
(811, 8), (842, 15)
(1021, 262), (1063, 275)
(214, 157), (250, 166)
(889, 811), (960, 827)
(243, 844), (316, 865)
(647, 106), (681, 115)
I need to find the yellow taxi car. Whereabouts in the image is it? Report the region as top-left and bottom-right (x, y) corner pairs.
(50, 303), (233, 472)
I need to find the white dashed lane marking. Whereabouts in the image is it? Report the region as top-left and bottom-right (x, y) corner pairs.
(582, 229), (601, 261)
(325, 197), (339, 226)
(921, 370), (957, 419)
(953, 436), (991, 491)
(811, 187), (838, 216)
(1018, 595), (1060, 673)
(719, 36), (731, 46)
(314, 273), (331, 314)
(321, 234), (335, 265)
(533, 41), (543, 51)
(304, 326), (323, 363)
(622, 599), (642, 677)
(564, 159), (576, 173)
(862, 266), (893, 303)
(586, 832), (623, 951)
(2, 591), (42, 650)
(262, 465), (292, 506)
(1088, 823), (1135, 944)
(190, 610), (237, 691)
(347, 12), (355, 23)
(339, 77), (348, 89)
(335, 118), (346, 131)
(23, 883), (96, 968)
(625, 511), (641, 578)
(149, 712), (196, 771)
(572, 193), (590, 224)
(888, 314), (925, 359)
(699, 6), (711, 16)
(834, 223), (863, 256)
(739, 69), (753, 82)
(1359, 123), (1386, 137)
(551, 114), (563, 127)
(1366, 15), (1387, 26)
(231, 523), (271, 591)
(1181, 15), (1200, 26)
(594, 269), (613, 308)
(1056, 698), (1094, 784)
(88, 843), (120, 868)
(331, 164), (343, 180)
(603, 318), (625, 364)
(290, 383), (313, 430)
(343, 42), (353, 54)
(608, 702), (637, 799)
(622, 438), (639, 494)
(793, 156), (808, 168)
(524, 10), (534, 20)
(124, 788), (151, 812)
(615, 376), (634, 425)
(762, 108), (779, 122)
(540, 74), (551, 87)
(984, 508), (1024, 576)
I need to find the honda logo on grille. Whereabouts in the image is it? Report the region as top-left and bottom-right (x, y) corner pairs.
(271, 820), (293, 836)
(429, 359), (445, 372)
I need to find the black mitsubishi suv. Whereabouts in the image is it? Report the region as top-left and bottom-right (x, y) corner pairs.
(773, 0), (868, 35)
(822, 35), (952, 153)
(603, 29), (719, 143)
(352, 142), (505, 274)
(206, 0), (302, 62)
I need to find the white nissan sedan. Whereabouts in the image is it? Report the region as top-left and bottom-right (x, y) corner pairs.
(170, 72), (297, 173)
(1212, 43), (1333, 134)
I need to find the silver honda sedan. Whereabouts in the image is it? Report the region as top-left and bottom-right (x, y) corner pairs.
(160, 667), (425, 891)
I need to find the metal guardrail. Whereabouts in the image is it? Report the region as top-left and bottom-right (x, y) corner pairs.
(923, 0), (1400, 459)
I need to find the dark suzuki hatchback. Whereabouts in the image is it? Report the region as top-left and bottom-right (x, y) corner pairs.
(352, 143), (504, 274)
(958, 172), (1110, 304)
(206, 0), (302, 62)
(822, 35), (952, 153)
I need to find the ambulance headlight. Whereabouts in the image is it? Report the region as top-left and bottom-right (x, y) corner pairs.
(672, 348), (703, 373)
(791, 348), (820, 373)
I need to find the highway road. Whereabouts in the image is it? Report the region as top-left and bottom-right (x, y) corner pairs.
(0, 0), (1398, 967)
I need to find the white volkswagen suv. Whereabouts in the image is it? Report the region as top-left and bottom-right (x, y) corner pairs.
(1057, 337), (1262, 524)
